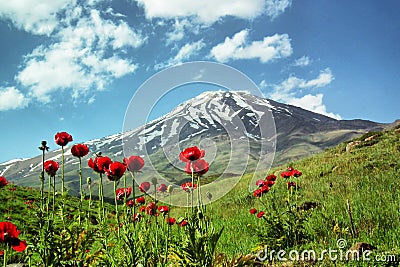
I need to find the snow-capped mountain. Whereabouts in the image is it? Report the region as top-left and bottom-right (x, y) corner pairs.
(0, 91), (382, 195)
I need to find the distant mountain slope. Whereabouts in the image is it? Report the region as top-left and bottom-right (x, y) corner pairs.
(0, 91), (384, 197)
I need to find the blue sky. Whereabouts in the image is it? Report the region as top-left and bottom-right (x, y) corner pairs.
(0, 0), (399, 163)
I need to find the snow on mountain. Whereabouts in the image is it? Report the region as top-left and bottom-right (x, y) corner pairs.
(0, 91), (383, 188)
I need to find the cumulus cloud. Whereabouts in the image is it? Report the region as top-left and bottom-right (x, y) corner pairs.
(16, 9), (143, 103)
(210, 29), (292, 63)
(268, 68), (341, 119)
(265, 0), (292, 20)
(155, 40), (205, 69)
(0, 0), (72, 35)
(0, 87), (28, 111)
(293, 56), (311, 67)
(136, 0), (267, 24)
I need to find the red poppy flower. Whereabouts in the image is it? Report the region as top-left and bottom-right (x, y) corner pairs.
(257, 211), (265, 218)
(249, 208), (257, 215)
(126, 200), (135, 207)
(179, 220), (188, 227)
(88, 156), (112, 174)
(71, 144), (89, 158)
(255, 179), (265, 187)
(136, 196), (145, 204)
(0, 222), (27, 252)
(287, 181), (297, 190)
(158, 206), (169, 214)
(157, 183), (168, 192)
(139, 182), (151, 192)
(181, 182), (197, 192)
(106, 162), (127, 181)
(280, 171), (293, 178)
(124, 156), (145, 172)
(55, 132), (73, 147)
(184, 159), (209, 176)
(0, 177), (8, 188)
(166, 217), (176, 225)
(116, 187), (132, 201)
(260, 185), (270, 194)
(146, 202), (157, 215)
(266, 180), (275, 187)
(179, 146), (205, 162)
(139, 206), (146, 213)
(253, 189), (262, 198)
(44, 160), (59, 176)
(266, 174), (277, 181)
(292, 169), (302, 177)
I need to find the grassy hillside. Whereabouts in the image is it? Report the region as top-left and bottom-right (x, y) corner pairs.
(1, 126), (399, 266)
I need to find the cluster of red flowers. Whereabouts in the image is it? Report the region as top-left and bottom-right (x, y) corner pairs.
(179, 146), (209, 176)
(0, 222), (27, 252)
(133, 200), (186, 226)
(250, 167), (303, 218)
(0, 176), (8, 188)
(280, 167), (302, 190)
(253, 174), (277, 198)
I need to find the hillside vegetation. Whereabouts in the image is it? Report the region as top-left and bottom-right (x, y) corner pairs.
(1, 126), (399, 266)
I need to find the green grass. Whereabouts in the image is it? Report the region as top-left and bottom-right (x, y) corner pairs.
(1, 126), (400, 266)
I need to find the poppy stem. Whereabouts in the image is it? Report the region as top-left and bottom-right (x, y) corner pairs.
(131, 172), (136, 223)
(191, 163), (194, 213)
(113, 181), (120, 236)
(61, 146), (65, 196)
(98, 173), (104, 223)
(78, 157), (83, 224)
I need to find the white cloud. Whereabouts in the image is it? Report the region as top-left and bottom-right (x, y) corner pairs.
(268, 69), (340, 119)
(265, 0), (292, 20)
(210, 29), (292, 63)
(293, 56), (311, 67)
(136, 0), (266, 24)
(155, 40), (205, 69)
(16, 9), (143, 103)
(0, 87), (29, 111)
(165, 19), (193, 44)
(0, 0), (73, 35)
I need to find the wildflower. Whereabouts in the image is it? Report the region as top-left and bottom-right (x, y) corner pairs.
(54, 132), (73, 147)
(260, 185), (270, 194)
(105, 162), (127, 181)
(179, 220), (188, 227)
(266, 174), (277, 181)
(115, 187), (132, 201)
(139, 206), (146, 213)
(255, 179), (265, 187)
(0, 176), (8, 188)
(71, 144), (89, 158)
(136, 196), (145, 204)
(280, 171), (292, 178)
(124, 156), (145, 172)
(253, 189), (262, 198)
(146, 202), (157, 215)
(126, 200), (135, 207)
(179, 146), (205, 162)
(181, 182), (197, 192)
(266, 180), (275, 187)
(287, 181), (297, 190)
(158, 206), (169, 215)
(249, 208), (257, 215)
(185, 159), (209, 175)
(257, 211), (265, 219)
(292, 169), (302, 177)
(44, 160), (59, 176)
(88, 156), (112, 174)
(0, 222), (27, 252)
(166, 217), (176, 225)
(139, 182), (151, 192)
(157, 183), (168, 192)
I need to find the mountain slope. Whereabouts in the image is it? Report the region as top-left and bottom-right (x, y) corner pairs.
(0, 91), (384, 196)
